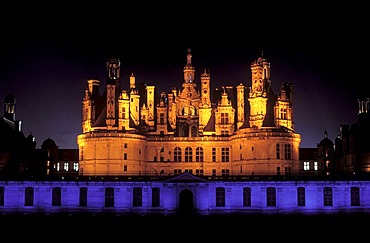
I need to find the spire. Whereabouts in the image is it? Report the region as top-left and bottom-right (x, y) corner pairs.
(183, 48), (195, 84)
(186, 48), (192, 65)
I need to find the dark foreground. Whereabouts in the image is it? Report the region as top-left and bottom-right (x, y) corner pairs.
(0, 212), (368, 240)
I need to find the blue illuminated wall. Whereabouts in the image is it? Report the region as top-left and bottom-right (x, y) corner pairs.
(0, 174), (369, 215)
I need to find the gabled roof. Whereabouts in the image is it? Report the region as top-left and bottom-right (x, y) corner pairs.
(165, 172), (207, 182)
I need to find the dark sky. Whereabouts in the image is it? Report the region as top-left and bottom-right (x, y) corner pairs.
(0, 4), (368, 149)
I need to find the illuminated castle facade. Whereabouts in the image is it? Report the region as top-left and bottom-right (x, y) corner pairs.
(2, 50), (370, 216)
(77, 49), (301, 177)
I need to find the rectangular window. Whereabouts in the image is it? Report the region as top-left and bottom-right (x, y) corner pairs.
(212, 148), (216, 162)
(212, 169), (216, 176)
(304, 161), (310, 170)
(221, 113), (229, 124)
(216, 187), (225, 207)
(124, 153), (127, 160)
(25, 187), (34, 206)
(195, 169), (204, 176)
(79, 187), (88, 207)
(243, 187), (251, 207)
(52, 187), (62, 206)
(323, 187), (333, 206)
(276, 144), (280, 159)
(73, 162), (79, 171)
(105, 187), (114, 207)
(266, 187), (276, 206)
(64, 163), (69, 171)
(297, 187), (305, 206)
(0, 187), (4, 206)
(152, 187), (160, 207)
(284, 144), (291, 160)
(221, 169), (230, 176)
(133, 187), (142, 207)
(159, 113), (165, 124)
(221, 147), (229, 162)
(285, 167), (291, 175)
(280, 108), (287, 119)
(314, 162), (318, 171)
(351, 187), (360, 206)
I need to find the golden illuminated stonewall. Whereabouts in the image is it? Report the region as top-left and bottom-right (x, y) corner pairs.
(77, 49), (301, 177)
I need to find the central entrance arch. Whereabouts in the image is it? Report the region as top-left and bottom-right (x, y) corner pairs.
(178, 188), (194, 215)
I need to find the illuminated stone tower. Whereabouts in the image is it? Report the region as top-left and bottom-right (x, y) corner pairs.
(118, 90), (130, 131)
(199, 69), (212, 132)
(215, 87), (235, 135)
(129, 73), (135, 90)
(82, 79), (100, 133)
(248, 56), (271, 128)
(274, 82), (294, 130)
(175, 48), (201, 137)
(146, 85), (155, 128)
(236, 83), (245, 130)
(168, 87), (177, 129)
(156, 91), (169, 135)
(130, 89), (140, 127)
(106, 59), (120, 128)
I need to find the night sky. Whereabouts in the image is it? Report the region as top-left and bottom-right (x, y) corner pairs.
(0, 4), (368, 149)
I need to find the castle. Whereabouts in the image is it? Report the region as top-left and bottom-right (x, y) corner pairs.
(77, 49), (301, 177)
(1, 49), (369, 216)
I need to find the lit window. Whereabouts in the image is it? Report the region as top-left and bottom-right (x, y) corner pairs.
(64, 163), (69, 171)
(314, 162), (318, 171)
(304, 161), (310, 170)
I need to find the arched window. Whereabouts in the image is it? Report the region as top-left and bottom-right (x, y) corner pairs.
(185, 147), (192, 162)
(196, 147), (204, 162)
(174, 147), (182, 162)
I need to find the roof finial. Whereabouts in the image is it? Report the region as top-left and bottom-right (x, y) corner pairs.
(186, 48), (192, 65)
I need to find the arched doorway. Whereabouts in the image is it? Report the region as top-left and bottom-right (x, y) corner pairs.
(178, 188), (194, 215)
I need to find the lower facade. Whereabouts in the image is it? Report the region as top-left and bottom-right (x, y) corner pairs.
(0, 173), (369, 216)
